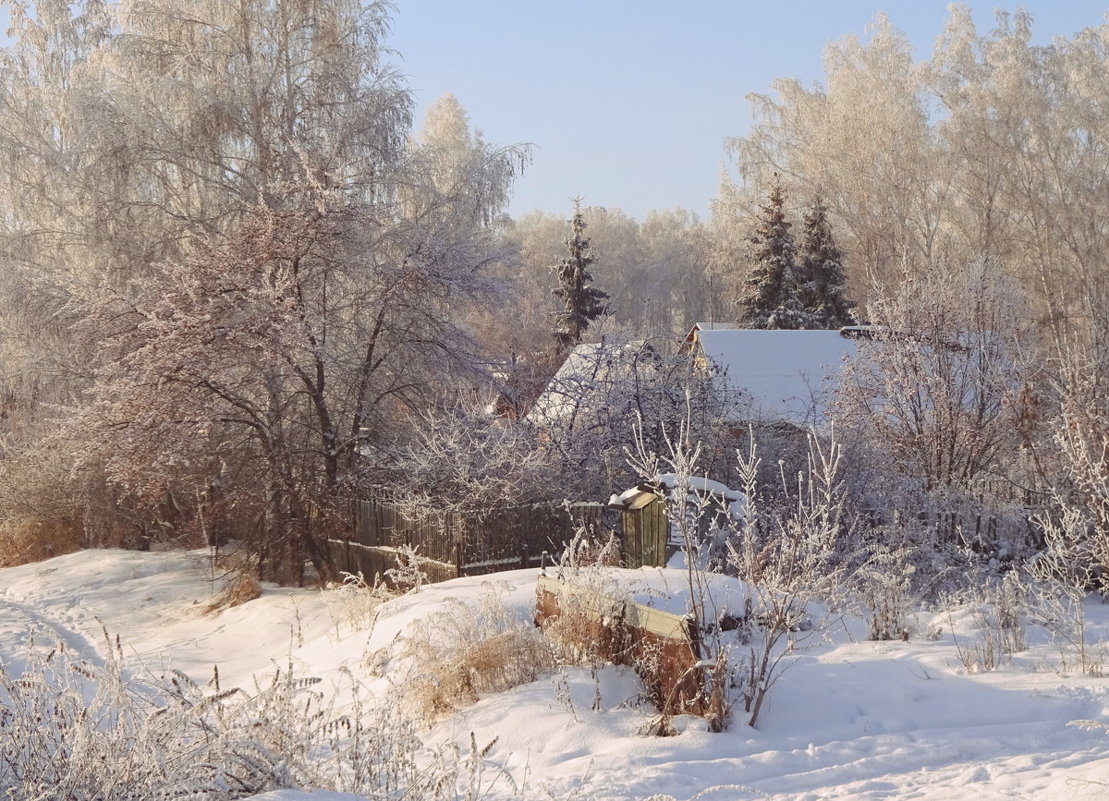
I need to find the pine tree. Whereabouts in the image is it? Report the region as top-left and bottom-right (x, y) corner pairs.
(736, 179), (810, 329)
(799, 196), (857, 328)
(552, 202), (608, 350)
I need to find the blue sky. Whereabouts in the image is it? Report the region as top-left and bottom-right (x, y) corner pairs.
(388, 1), (1109, 221)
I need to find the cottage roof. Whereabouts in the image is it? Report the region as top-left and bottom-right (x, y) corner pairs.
(528, 339), (654, 426)
(693, 328), (857, 425)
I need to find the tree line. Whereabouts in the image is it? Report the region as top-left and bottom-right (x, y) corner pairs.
(0, 2), (1107, 596)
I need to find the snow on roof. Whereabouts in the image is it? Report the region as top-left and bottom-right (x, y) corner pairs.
(656, 472), (744, 501)
(682, 321), (739, 345)
(694, 328), (857, 425)
(611, 474), (747, 521)
(528, 339), (652, 426)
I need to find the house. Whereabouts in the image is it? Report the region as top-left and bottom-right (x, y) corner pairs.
(532, 326), (859, 567)
(526, 338), (660, 432)
(683, 323), (860, 428)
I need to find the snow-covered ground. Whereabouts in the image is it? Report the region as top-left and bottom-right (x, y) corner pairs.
(2, 548), (1109, 800)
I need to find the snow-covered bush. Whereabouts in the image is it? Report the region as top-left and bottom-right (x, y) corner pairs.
(1043, 328), (1109, 588)
(831, 259), (1047, 572)
(542, 534), (636, 669)
(626, 415), (849, 729)
(949, 569), (1028, 672)
(723, 431), (850, 727)
(322, 571), (394, 636)
(1028, 503), (1106, 675)
(858, 537), (916, 641)
(559, 523), (623, 570)
(0, 630), (516, 800)
(375, 586), (555, 724)
(0, 636), (301, 799)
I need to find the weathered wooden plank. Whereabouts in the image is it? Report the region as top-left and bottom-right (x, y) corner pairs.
(534, 574), (706, 716)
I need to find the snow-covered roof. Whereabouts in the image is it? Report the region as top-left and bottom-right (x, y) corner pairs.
(610, 474), (747, 516)
(693, 328), (857, 425)
(528, 339), (653, 426)
(690, 322), (739, 332)
(682, 321), (738, 346)
(655, 472), (744, 502)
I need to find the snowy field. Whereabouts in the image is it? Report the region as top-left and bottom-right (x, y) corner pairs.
(2, 548), (1109, 800)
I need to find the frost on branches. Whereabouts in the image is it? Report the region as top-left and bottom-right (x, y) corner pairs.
(37, 0), (526, 582)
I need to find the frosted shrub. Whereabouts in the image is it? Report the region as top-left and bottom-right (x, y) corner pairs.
(625, 414), (848, 730)
(559, 523), (622, 570)
(0, 636), (298, 800)
(724, 432), (849, 728)
(0, 631), (517, 800)
(949, 569), (1027, 673)
(380, 586), (555, 724)
(1027, 503), (1106, 675)
(384, 543), (429, 593)
(543, 525), (632, 666)
(991, 570), (1028, 655)
(859, 538), (915, 641)
(541, 574), (630, 670)
(205, 569), (263, 613)
(322, 571), (393, 635)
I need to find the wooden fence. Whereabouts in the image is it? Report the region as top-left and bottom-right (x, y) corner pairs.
(326, 497), (609, 584)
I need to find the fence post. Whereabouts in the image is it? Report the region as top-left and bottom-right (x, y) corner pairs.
(452, 511), (463, 578)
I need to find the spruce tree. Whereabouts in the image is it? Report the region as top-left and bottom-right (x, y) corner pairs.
(736, 179), (810, 330)
(798, 196), (857, 328)
(552, 203), (608, 350)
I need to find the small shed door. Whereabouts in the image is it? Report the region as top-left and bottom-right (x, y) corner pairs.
(622, 498), (668, 568)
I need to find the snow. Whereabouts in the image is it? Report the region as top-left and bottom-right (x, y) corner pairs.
(694, 328), (858, 425)
(3, 548), (1109, 800)
(655, 472), (744, 502)
(527, 339), (652, 426)
(611, 474), (747, 522)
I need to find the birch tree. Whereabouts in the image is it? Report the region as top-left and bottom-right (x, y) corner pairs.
(719, 6), (1109, 334)
(0, 0), (525, 578)
(726, 14), (939, 295)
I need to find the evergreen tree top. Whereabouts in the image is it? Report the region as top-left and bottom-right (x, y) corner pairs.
(798, 194), (856, 329)
(736, 178), (810, 330)
(552, 203), (608, 351)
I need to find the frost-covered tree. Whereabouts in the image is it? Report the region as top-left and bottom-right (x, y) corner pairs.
(798, 196), (856, 328)
(832, 259), (1040, 552)
(721, 7), (1109, 334)
(507, 205), (710, 343)
(406, 93), (526, 230)
(735, 179), (810, 330)
(724, 14), (937, 300)
(0, 0), (525, 579)
(1041, 305), (1109, 582)
(552, 203), (608, 351)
